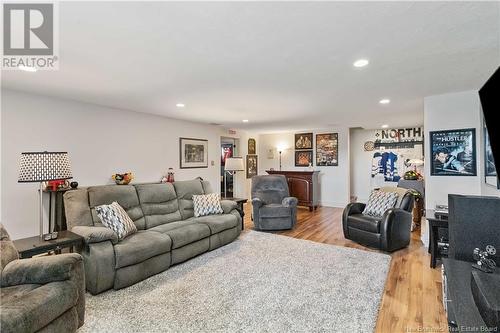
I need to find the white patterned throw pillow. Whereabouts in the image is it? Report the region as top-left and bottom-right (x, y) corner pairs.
(362, 190), (399, 218)
(193, 193), (224, 217)
(95, 201), (137, 240)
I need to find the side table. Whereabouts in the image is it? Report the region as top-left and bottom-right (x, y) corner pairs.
(222, 197), (248, 230)
(427, 210), (449, 268)
(13, 230), (84, 259)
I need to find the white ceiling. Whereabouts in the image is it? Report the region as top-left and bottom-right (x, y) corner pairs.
(2, 1), (499, 132)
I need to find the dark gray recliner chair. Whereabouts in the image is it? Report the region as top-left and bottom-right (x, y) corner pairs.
(0, 224), (85, 333)
(342, 187), (414, 252)
(251, 175), (298, 230)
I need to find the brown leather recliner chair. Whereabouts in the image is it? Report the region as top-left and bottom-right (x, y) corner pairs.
(342, 187), (414, 252)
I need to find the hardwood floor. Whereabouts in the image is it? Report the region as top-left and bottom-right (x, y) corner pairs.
(242, 205), (448, 333)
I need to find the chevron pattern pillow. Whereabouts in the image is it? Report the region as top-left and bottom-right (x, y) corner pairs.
(95, 201), (137, 240)
(193, 193), (224, 217)
(362, 190), (399, 218)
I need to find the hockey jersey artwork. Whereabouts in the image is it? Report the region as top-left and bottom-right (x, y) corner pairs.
(369, 127), (424, 187)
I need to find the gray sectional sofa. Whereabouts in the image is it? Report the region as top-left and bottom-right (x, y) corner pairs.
(64, 179), (241, 294)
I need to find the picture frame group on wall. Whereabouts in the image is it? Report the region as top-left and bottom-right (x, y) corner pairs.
(294, 132), (313, 167)
(316, 133), (338, 166)
(429, 128), (477, 176)
(179, 137), (208, 169)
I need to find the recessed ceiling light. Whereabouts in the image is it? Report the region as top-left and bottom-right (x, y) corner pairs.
(242, 119), (249, 123)
(381, 124), (389, 129)
(379, 99), (391, 104)
(176, 103), (185, 108)
(353, 59), (369, 68)
(18, 65), (37, 72)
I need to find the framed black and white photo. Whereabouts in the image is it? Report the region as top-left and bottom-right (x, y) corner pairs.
(430, 128), (476, 176)
(179, 138), (208, 169)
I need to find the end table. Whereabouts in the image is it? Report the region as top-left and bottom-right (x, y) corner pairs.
(427, 209), (449, 268)
(13, 230), (84, 259)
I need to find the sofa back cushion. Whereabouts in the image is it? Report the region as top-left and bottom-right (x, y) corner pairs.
(173, 179), (205, 220)
(88, 185), (145, 230)
(135, 183), (182, 228)
(64, 188), (94, 229)
(251, 175), (290, 205)
(201, 180), (214, 194)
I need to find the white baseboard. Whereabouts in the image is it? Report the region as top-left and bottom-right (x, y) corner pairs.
(319, 200), (348, 208)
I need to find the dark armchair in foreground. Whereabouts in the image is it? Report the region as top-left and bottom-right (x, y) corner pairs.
(251, 175), (298, 230)
(0, 224), (85, 333)
(342, 187), (414, 252)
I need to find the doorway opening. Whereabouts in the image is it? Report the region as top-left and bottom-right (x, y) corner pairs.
(221, 137), (240, 198)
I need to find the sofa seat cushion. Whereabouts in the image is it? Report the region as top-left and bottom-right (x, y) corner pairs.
(190, 214), (238, 234)
(1, 283), (41, 304)
(348, 214), (381, 233)
(0, 281), (78, 333)
(148, 220), (198, 233)
(259, 204), (292, 218)
(162, 224), (210, 250)
(113, 231), (172, 269)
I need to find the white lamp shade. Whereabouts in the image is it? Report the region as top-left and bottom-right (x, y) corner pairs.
(224, 157), (244, 171)
(18, 151), (73, 182)
(408, 159), (424, 166)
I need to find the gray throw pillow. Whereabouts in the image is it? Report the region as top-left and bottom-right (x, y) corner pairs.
(363, 191), (398, 217)
(95, 202), (137, 240)
(193, 193), (224, 217)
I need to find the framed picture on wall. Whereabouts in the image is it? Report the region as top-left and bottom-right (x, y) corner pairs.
(295, 150), (313, 167)
(248, 138), (256, 155)
(294, 133), (313, 149)
(429, 128), (476, 176)
(246, 155), (258, 179)
(179, 138), (208, 169)
(316, 133), (338, 166)
(484, 122), (498, 188)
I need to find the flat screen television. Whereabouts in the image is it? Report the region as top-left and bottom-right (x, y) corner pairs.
(479, 67), (500, 182)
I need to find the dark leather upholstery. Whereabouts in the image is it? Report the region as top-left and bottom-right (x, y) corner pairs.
(342, 189), (414, 252)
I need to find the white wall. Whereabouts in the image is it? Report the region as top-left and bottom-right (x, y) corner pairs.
(1, 89), (249, 239)
(424, 90), (499, 208)
(257, 128), (350, 208)
(350, 128), (376, 203)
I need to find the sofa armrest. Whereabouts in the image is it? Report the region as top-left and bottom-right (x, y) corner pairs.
(72, 226), (118, 245)
(282, 196), (298, 207)
(342, 202), (367, 239)
(220, 200), (238, 214)
(251, 197), (264, 209)
(380, 208), (412, 252)
(1, 253), (83, 287)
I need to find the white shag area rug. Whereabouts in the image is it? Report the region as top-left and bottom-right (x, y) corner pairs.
(80, 231), (391, 332)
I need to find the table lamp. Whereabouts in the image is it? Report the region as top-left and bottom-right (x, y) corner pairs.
(224, 157), (244, 198)
(408, 158), (424, 171)
(18, 151), (73, 240)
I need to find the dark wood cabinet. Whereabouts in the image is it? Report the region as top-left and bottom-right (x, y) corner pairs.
(266, 170), (319, 211)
